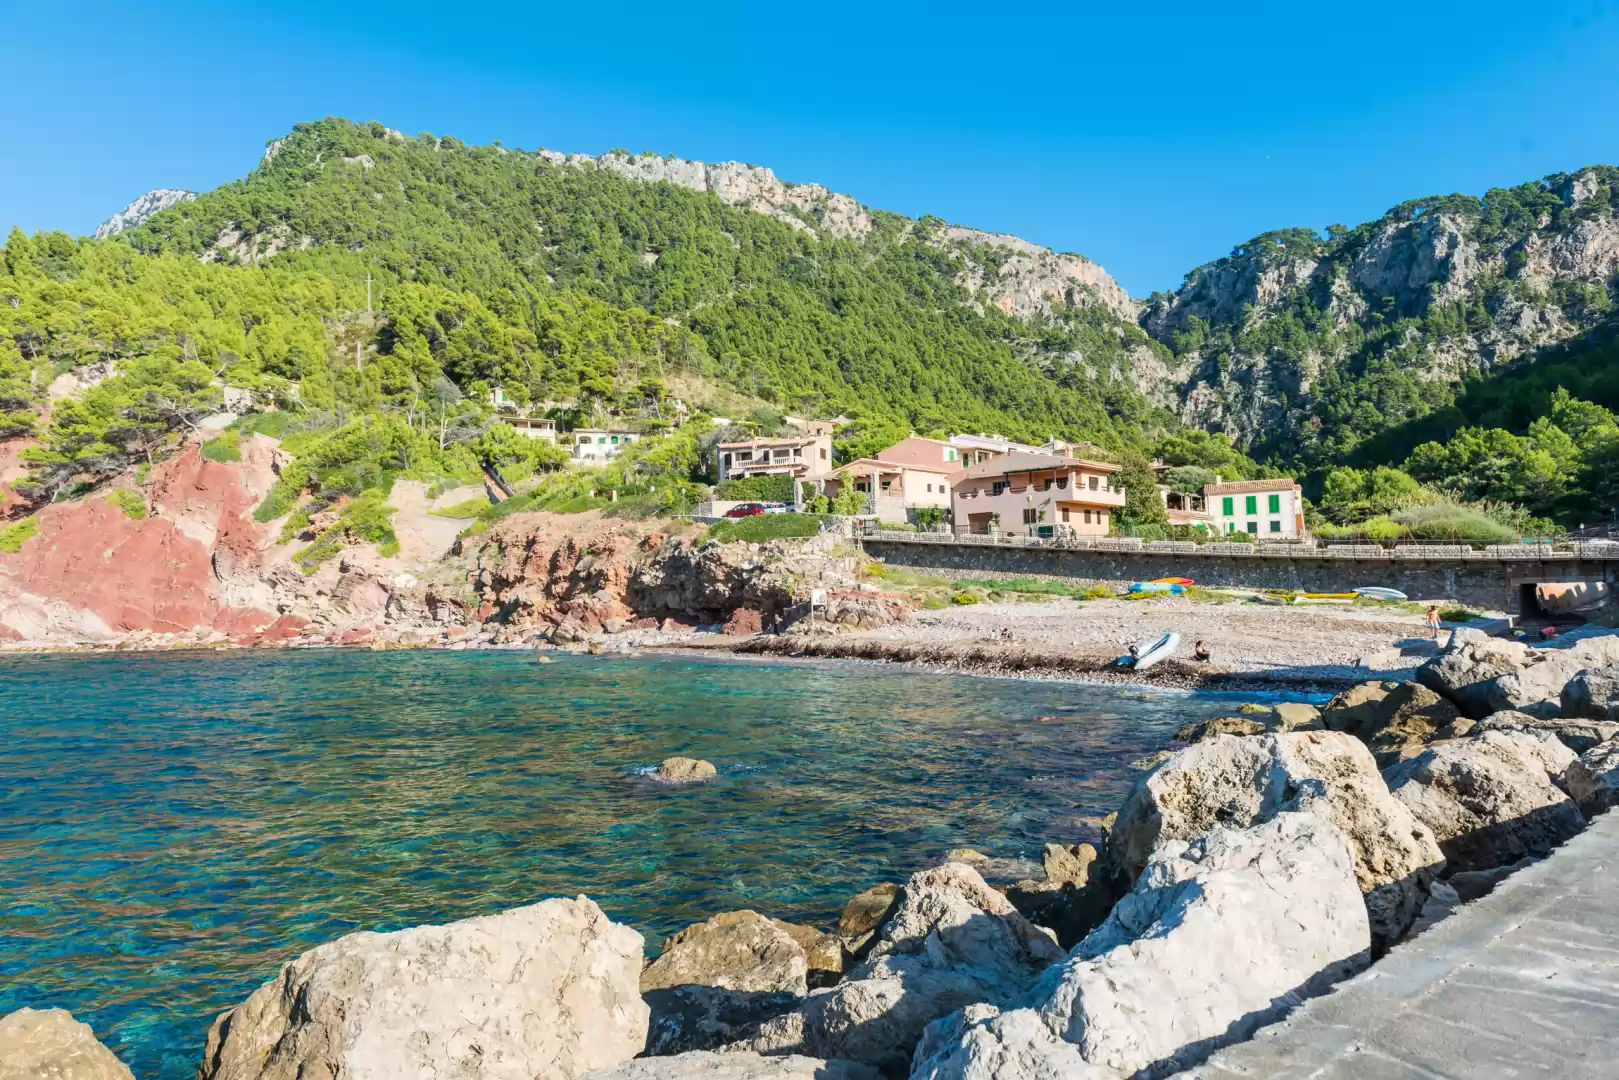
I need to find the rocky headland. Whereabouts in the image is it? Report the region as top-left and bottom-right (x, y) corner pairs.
(14, 622), (1619, 1078)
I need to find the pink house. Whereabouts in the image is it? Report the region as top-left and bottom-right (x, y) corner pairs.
(950, 452), (1124, 535)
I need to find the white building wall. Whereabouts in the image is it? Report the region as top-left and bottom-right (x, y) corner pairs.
(1209, 487), (1305, 538)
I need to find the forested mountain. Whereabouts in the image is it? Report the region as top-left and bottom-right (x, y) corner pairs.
(107, 117), (1174, 450)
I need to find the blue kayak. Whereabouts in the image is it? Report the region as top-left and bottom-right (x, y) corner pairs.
(1127, 582), (1186, 595)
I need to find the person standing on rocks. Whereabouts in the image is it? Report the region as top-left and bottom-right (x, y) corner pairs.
(1425, 605), (1442, 641)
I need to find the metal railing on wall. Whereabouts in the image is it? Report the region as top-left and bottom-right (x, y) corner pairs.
(857, 529), (1619, 561)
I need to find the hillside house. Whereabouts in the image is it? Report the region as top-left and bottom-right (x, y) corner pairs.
(572, 428), (640, 463)
(1206, 478), (1307, 538)
(951, 452), (1124, 536)
(823, 458), (954, 520)
(717, 429), (835, 482)
(499, 415), (557, 442)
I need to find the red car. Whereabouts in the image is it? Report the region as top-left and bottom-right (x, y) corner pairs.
(725, 502), (767, 518)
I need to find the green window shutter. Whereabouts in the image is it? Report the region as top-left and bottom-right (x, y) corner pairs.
(1268, 493), (1281, 513)
(1222, 496), (1234, 515)
(1245, 495), (1257, 514)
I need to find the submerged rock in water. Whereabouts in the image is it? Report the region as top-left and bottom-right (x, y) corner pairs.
(196, 896), (647, 1080)
(582, 1050), (881, 1079)
(654, 757), (718, 783)
(641, 910), (809, 996)
(0, 1007), (135, 1080)
(1041, 842), (1096, 886)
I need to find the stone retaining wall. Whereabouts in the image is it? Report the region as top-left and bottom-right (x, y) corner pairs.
(861, 535), (1619, 613)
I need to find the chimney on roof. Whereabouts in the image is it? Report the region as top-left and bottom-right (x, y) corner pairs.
(1215, 474), (1223, 485)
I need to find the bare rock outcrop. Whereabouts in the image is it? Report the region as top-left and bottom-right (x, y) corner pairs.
(739, 863), (1064, 1074)
(197, 897), (648, 1080)
(0, 1007), (135, 1080)
(94, 188), (196, 239)
(1109, 731), (1443, 949)
(1418, 631), (1619, 720)
(583, 1051), (881, 1080)
(642, 910), (809, 996)
(1384, 730), (1586, 872)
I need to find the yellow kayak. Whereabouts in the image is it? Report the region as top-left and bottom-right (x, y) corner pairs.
(1300, 592), (1357, 599)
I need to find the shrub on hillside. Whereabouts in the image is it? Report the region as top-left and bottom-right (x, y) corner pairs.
(705, 512), (822, 544)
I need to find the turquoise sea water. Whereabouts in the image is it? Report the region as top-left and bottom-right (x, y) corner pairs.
(0, 649), (1272, 1078)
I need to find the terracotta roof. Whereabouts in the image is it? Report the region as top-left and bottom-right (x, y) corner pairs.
(956, 452), (1120, 481)
(1204, 478), (1300, 495)
(827, 456), (953, 478)
(719, 435), (821, 449)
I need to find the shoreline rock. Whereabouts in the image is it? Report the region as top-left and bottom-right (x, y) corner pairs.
(0, 1007), (135, 1080)
(197, 896), (647, 1080)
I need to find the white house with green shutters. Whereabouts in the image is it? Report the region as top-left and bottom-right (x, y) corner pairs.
(1205, 478), (1307, 538)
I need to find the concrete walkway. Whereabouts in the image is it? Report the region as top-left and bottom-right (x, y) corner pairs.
(1186, 811), (1619, 1078)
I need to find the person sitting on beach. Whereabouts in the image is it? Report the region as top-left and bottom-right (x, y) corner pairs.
(1193, 640), (1211, 662)
(1124, 644), (1140, 668)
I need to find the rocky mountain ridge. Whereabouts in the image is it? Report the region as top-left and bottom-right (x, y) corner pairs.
(93, 187), (196, 239)
(1141, 166), (1619, 462)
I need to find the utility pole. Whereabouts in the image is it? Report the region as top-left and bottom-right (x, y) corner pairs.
(365, 271), (373, 314)
(356, 341), (363, 371)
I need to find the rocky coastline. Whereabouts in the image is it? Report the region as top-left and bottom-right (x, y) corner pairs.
(13, 625), (1619, 1079)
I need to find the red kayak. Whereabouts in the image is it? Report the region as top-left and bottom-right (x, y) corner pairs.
(1150, 576), (1194, 587)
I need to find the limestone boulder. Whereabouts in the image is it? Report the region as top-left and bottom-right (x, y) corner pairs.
(1269, 702), (1323, 732)
(0, 1008), (134, 1080)
(910, 1004), (1122, 1080)
(582, 1051), (880, 1079)
(641, 911), (809, 996)
(1322, 681), (1466, 764)
(655, 757), (718, 783)
(1109, 731), (1443, 949)
(197, 896), (648, 1080)
(1564, 740), (1619, 817)
(836, 883), (901, 958)
(739, 863), (1065, 1073)
(1474, 709), (1619, 753)
(1171, 716), (1265, 745)
(1416, 632), (1537, 717)
(1041, 842), (1096, 886)
(772, 919), (845, 987)
(1562, 666), (1619, 723)
(1385, 730), (1587, 872)
(1033, 813), (1370, 1078)
(642, 986), (801, 1056)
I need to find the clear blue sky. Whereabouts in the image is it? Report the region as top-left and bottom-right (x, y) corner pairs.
(4, 1), (1617, 295)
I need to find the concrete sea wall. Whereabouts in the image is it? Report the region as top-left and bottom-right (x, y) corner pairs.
(861, 534), (1619, 613)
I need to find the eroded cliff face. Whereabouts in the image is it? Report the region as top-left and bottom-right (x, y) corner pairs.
(93, 188), (197, 240)
(1142, 168), (1619, 452)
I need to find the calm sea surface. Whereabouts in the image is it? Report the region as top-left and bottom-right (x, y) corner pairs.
(0, 649), (1284, 1078)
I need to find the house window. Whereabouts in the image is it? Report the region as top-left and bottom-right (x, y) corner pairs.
(1268, 493), (1281, 513)
(1269, 520), (1282, 533)
(1083, 508), (1092, 524)
(1222, 496), (1234, 516)
(611, 436), (620, 444)
(722, 453), (732, 469)
(947, 449), (957, 461)
(820, 447), (828, 460)
(1023, 508), (1039, 524)
(1088, 475), (1099, 490)
(925, 483), (932, 493)
(992, 481), (1006, 496)
(1061, 507), (1071, 522)
(1245, 495), (1257, 514)
(1246, 521), (1258, 534)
